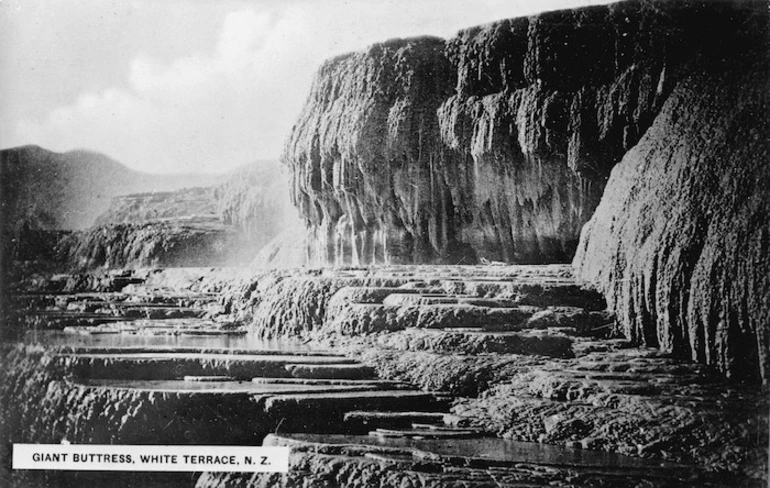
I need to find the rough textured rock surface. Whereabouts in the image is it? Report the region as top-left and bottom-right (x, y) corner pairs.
(361, 348), (543, 397)
(5, 264), (768, 485)
(93, 187), (219, 226)
(284, 0), (765, 266)
(199, 433), (714, 488)
(0, 347), (197, 486)
(449, 346), (768, 479)
(0, 146), (224, 314)
(242, 275), (405, 337)
(59, 185), (249, 268)
(573, 50), (769, 383)
(44, 161), (299, 270)
(59, 219), (251, 269)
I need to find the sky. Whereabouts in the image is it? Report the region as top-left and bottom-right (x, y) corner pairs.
(0, 0), (614, 174)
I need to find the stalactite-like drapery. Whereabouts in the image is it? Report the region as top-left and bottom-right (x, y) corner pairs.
(283, 1), (763, 266)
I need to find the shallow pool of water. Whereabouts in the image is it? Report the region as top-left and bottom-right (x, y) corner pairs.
(277, 433), (686, 470)
(73, 378), (382, 394)
(20, 330), (324, 352)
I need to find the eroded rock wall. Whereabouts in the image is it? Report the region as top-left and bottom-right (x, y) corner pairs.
(93, 187), (219, 226)
(54, 162), (299, 270)
(573, 51), (769, 384)
(60, 219), (251, 269)
(284, 0), (762, 266)
(0, 146), (225, 305)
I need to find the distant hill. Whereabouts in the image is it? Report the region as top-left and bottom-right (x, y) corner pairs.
(0, 145), (227, 232)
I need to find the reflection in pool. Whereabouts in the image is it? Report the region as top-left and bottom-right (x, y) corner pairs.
(21, 329), (323, 352)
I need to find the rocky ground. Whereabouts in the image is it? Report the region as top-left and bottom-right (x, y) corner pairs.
(1, 265), (767, 487)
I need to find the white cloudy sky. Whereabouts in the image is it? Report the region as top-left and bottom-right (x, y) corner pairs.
(0, 0), (612, 174)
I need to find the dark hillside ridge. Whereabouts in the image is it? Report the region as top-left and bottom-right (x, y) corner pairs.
(283, 0), (766, 266)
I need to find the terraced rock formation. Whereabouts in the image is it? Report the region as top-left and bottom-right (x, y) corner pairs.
(3, 265), (765, 486)
(39, 161), (299, 270)
(198, 433), (721, 488)
(1, 146), (300, 274)
(0, 146), (225, 318)
(93, 187), (220, 226)
(54, 186), (250, 268)
(2, 272), (450, 486)
(284, 0), (766, 266)
(60, 218), (253, 269)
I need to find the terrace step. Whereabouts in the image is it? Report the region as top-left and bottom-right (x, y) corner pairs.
(183, 375), (236, 382)
(369, 427), (483, 439)
(11, 263), (758, 488)
(69, 378), (389, 396)
(22, 312), (132, 329)
(263, 390), (453, 432)
(251, 433), (697, 481)
(377, 328), (574, 356)
(285, 363), (377, 380)
(57, 352), (359, 380)
(252, 377), (407, 388)
(343, 411), (449, 431)
(53, 346), (340, 356)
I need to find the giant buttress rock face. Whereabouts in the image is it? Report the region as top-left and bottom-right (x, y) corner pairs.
(573, 51), (769, 384)
(282, 1), (759, 266)
(285, 37), (459, 265)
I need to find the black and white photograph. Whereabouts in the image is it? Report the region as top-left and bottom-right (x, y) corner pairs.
(0, 0), (768, 486)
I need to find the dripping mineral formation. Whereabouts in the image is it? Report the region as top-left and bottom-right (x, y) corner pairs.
(284, 0), (766, 266)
